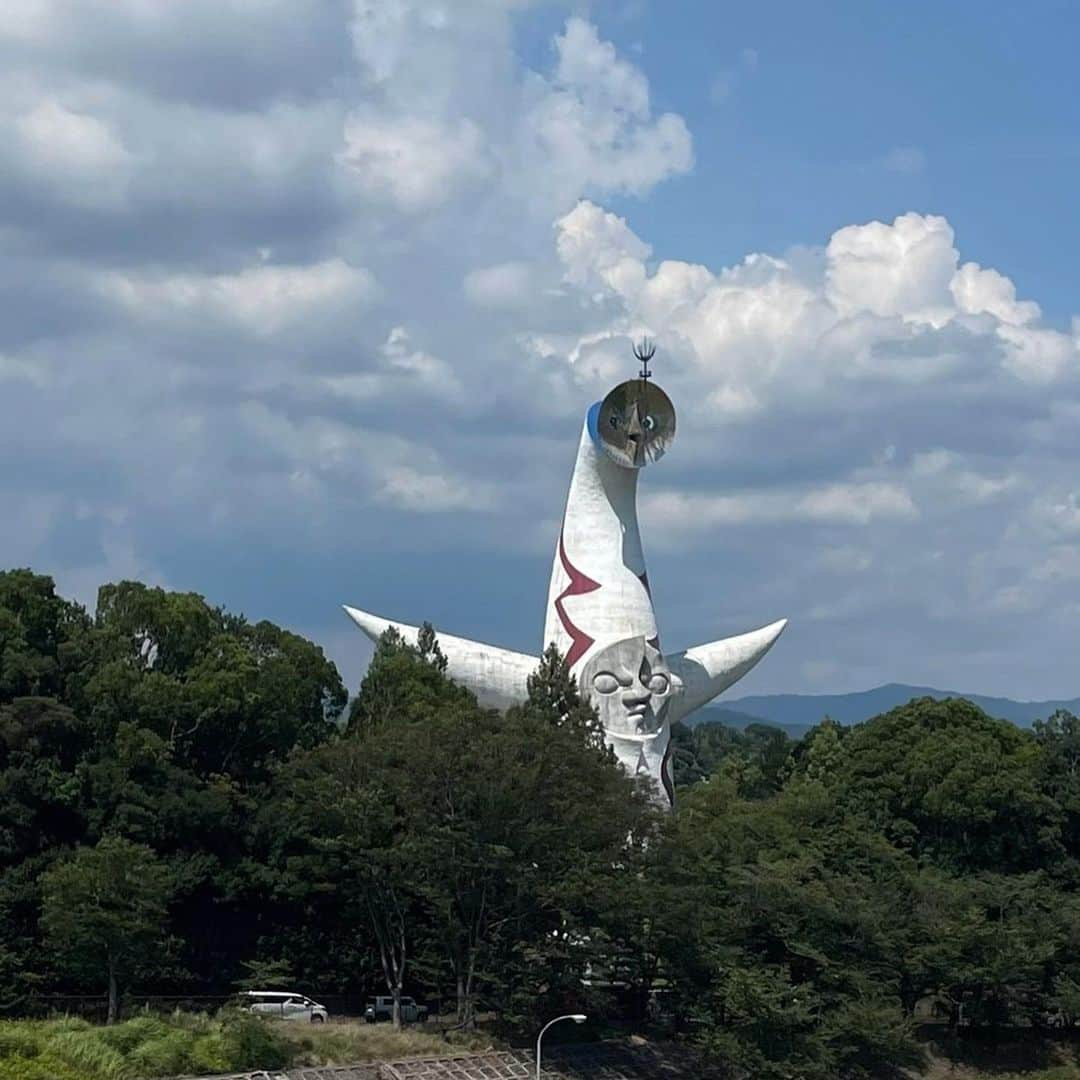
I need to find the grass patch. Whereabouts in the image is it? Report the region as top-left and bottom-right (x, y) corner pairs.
(0, 1013), (500, 1078)
(5, 1016), (1075, 1079)
(920, 1032), (1080, 1080)
(281, 1021), (498, 1067)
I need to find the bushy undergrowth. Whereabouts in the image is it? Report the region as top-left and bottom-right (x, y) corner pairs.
(0, 1009), (291, 1079)
(0, 1013), (497, 1079)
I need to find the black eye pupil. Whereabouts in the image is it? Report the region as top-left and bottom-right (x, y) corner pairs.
(609, 416), (619, 428)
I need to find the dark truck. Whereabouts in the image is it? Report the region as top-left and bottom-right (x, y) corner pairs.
(364, 995), (429, 1023)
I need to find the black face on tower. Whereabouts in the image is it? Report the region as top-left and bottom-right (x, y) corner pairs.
(597, 379), (676, 469)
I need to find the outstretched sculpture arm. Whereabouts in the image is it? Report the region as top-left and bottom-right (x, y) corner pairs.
(342, 606), (537, 711)
(666, 618), (788, 724)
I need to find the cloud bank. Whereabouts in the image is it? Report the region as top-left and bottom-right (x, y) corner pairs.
(1, 2), (1078, 699)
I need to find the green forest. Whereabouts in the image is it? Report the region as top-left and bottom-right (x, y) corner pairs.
(3, 567), (1080, 1079)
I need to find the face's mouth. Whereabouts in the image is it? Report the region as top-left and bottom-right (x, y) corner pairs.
(625, 704), (654, 731)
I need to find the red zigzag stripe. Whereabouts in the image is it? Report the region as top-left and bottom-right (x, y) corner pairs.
(554, 530), (601, 668)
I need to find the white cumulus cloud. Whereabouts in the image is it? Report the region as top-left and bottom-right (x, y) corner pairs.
(2, 1), (1080, 701)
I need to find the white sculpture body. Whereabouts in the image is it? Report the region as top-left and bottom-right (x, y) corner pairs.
(345, 370), (786, 808)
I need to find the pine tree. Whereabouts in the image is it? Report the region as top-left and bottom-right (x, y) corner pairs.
(518, 642), (608, 753)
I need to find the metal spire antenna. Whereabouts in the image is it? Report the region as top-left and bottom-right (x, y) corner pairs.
(633, 337), (656, 383)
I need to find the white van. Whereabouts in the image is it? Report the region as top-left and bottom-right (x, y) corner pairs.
(242, 990), (328, 1023)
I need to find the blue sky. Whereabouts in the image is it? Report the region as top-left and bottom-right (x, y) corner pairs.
(603, 1), (1080, 320)
(2, 1), (1079, 701)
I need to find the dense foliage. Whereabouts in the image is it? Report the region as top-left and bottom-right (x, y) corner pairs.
(3, 568), (1079, 1078)
(0, 1011), (499, 1080)
(0, 1012), (292, 1079)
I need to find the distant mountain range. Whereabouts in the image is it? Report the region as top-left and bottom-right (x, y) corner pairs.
(690, 683), (1080, 739)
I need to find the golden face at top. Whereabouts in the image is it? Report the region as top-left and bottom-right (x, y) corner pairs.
(596, 379), (676, 469)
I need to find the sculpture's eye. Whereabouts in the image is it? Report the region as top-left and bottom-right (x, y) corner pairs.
(609, 415), (620, 429)
(593, 672), (619, 695)
(647, 672), (669, 695)
(643, 415), (656, 432)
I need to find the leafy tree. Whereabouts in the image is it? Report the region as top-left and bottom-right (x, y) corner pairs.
(9, 567), (1080, 1078)
(277, 729), (425, 1028)
(68, 582), (347, 992)
(515, 642), (607, 752)
(40, 836), (173, 1022)
(1034, 709), (1080, 878)
(416, 621), (448, 671)
(0, 697), (87, 864)
(280, 634), (645, 1029)
(663, 766), (925, 1075)
(824, 698), (1061, 873)
(280, 629), (455, 1026)
(740, 723), (796, 796)
(670, 720), (793, 795)
(788, 715), (847, 786)
(235, 957), (295, 991)
(700, 959), (832, 1079)
(88, 582), (346, 781)
(0, 570), (93, 705)
(408, 706), (644, 1026)
(0, 577), (98, 1011)
(0, 857), (50, 1010)
(346, 626), (470, 735)
(670, 720), (742, 788)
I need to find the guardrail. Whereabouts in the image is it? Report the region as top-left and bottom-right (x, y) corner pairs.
(16, 993), (380, 1021)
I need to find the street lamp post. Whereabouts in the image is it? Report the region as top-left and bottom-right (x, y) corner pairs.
(535, 1013), (586, 1079)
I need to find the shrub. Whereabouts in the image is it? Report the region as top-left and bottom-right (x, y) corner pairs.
(187, 1032), (232, 1075)
(0, 1053), (86, 1080)
(825, 999), (925, 1079)
(97, 1015), (171, 1054)
(126, 1029), (194, 1078)
(217, 1009), (292, 1071)
(0, 1022), (42, 1059)
(43, 1028), (129, 1080)
(0, 1012), (295, 1079)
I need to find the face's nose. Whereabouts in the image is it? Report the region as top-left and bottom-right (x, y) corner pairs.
(625, 403), (645, 466)
(622, 683), (650, 710)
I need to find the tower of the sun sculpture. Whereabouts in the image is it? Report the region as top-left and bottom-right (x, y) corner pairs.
(345, 342), (786, 807)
